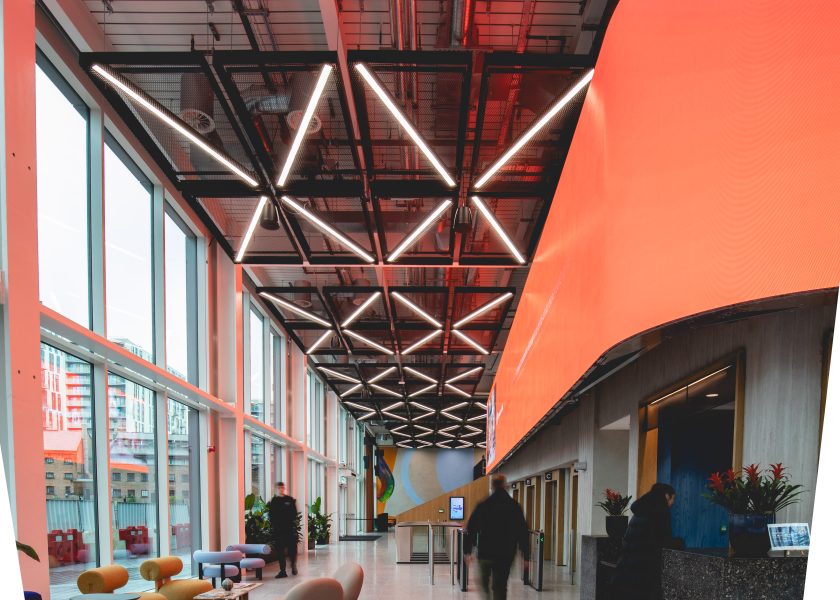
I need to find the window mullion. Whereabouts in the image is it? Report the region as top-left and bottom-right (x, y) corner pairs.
(93, 363), (111, 565)
(89, 109), (106, 337)
(156, 391), (170, 557)
(153, 185), (166, 368)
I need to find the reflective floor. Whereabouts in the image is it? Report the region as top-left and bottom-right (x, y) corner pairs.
(250, 534), (581, 600)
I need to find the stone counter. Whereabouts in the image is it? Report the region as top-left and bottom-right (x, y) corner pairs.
(581, 535), (622, 600)
(661, 548), (807, 600)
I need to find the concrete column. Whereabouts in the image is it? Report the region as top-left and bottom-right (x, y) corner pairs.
(0, 1), (48, 594)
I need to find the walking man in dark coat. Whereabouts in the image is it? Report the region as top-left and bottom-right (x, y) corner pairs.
(267, 481), (298, 578)
(465, 474), (530, 600)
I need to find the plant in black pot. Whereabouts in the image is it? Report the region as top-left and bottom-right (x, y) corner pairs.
(704, 463), (803, 557)
(308, 496), (333, 546)
(244, 493), (273, 544)
(598, 488), (632, 541)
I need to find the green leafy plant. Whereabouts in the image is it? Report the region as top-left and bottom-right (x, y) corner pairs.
(704, 463), (804, 515)
(17, 541), (39, 562)
(244, 493), (272, 544)
(597, 489), (632, 516)
(308, 496), (333, 544)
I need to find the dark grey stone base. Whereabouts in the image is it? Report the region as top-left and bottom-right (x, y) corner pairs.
(661, 549), (807, 600)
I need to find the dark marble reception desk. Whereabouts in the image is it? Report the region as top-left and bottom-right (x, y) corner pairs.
(581, 535), (622, 600)
(661, 548), (807, 600)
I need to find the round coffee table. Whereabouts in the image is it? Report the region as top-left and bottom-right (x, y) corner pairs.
(71, 593), (140, 600)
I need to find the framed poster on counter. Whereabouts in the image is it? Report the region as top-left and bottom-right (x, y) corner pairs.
(768, 523), (811, 551)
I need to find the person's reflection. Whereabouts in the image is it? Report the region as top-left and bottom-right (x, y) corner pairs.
(609, 483), (683, 600)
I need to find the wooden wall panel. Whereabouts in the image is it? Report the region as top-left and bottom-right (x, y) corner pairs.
(395, 476), (489, 523)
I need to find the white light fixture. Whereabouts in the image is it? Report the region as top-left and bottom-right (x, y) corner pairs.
(354, 63), (456, 187)
(260, 292), (332, 327)
(440, 411), (462, 421)
(369, 366), (397, 384)
(342, 401), (370, 411)
(343, 330), (394, 355)
(401, 330), (443, 355)
(391, 292), (442, 327)
(340, 384), (363, 398)
(281, 196), (375, 263)
(341, 292), (381, 327)
(386, 199), (453, 262)
(396, 441), (413, 447)
(318, 366), (360, 384)
(276, 64), (333, 187)
(358, 410), (377, 421)
(236, 196), (268, 262)
(403, 366), (438, 384)
(471, 197), (526, 263)
(451, 329), (489, 355)
(382, 411), (407, 422)
(461, 430), (483, 438)
(477, 441), (486, 449)
(91, 64), (260, 187)
(445, 366), (483, 385)
(392, 424), (408, 433)
(439, 430), (455, 438)
(382, 401), (405, 411)
(456, 441), (474, 449)
(444, 383), (471, 398)
(706, 393), (720, 398)
(445, 402), (469, 411)
(650, 366), (731, 406)
(408, 383), (438, 398)
(473, 69), (595, 189)
(414, 425), (433, 433)
(306, 330), (332, 354)
(436, 441), (453, 449)
(415, 430), (433, 438)
(453, 293), (513, 329)
(439, 425), (458, 433)
(467, 414), (486, 422)
(416, 440), (432, 448)
(373, 385), (403, 399)
(412, 410), (435, 421)
(392, 430), (411, 438)
(464, 425), (482, 433)
(473, 401), (487, 411)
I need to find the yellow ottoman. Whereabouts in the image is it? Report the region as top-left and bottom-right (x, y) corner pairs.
(157, 579), (213, 600)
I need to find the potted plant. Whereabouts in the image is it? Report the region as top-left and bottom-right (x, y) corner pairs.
(704, 463), (803, 557)
(308, 496), (333, 546)
(244, 493), (272, 544)
(597, 488), (632, 541)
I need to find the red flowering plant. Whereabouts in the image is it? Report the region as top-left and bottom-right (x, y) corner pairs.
(704, 463), (803, 515)
(597, 488), (632, 516)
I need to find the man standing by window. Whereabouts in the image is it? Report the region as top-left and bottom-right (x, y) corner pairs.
(268, 481), (298, 578)
(465, 474), (530, 600)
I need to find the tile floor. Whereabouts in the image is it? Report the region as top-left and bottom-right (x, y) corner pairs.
(249, 533), (581, 600)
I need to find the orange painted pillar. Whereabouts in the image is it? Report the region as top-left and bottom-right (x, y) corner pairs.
(1, 0), (49, 595)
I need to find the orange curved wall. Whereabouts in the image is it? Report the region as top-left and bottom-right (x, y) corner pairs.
(488, 0), (840, 469)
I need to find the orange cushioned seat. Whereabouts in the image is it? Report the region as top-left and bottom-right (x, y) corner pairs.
(76, 564), (167, 600)
(140, 557), (212, 600)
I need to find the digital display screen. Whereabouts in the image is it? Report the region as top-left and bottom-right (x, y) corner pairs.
(449, 496), (465, 520)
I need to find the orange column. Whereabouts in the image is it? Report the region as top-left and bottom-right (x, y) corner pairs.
(2, 0), (49, 594)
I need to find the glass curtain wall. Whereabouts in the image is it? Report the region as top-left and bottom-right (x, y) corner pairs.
(250, 434), (266, 499)
(40, 343), (97, 600)
(35, 60), (90, 327)
(249, 308), (264, 421)
(164, 211), (197, 383)
(167, 399), (200, 575)
(104, 140), (154, 362)
(108, 374), (158, 588)
(307, 371), (324, 452)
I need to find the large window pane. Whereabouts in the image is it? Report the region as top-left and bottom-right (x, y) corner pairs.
(41, 344), (96, 600)
(105, 142), (154, 361)
(109, 374), (158, 588)
(168, 399), (200, 575)
(35, 64), (90, 327)
(165, 213), (196, 382)
(250, 434), (265, 498)
(249, 308), (264, 421)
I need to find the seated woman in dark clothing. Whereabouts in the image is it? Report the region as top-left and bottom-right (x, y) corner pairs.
(609, 483), (683, 600)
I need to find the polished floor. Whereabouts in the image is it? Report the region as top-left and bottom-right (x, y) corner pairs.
(250, 534), (581, 600)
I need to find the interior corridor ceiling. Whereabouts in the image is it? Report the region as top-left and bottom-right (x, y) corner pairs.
(76, 0), (618, 448)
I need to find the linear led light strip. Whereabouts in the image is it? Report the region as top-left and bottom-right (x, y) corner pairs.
(340, 384), (363, 398)
(277, 64), (332, 187)
(281, 196), (375, 263)
(415, 430), (433, 438)
(371, 384), (402, 398)
(236, 196), (268, 262)
(444, 383), (471, 398)
(439, 425), (458, 433)
(649, 366), (731, 406)
(439, 430), (455, 438)
(387, 199), (452, 262)
(436, 441), (453, 449)
(391, 292), (442, 327)
(408, 383), (437, 398)
(396, 441), (414, 447)
(414, 425), (433, 434)
(453, 293), (513, 329)
(306, 330), (332, 354)
(91, 64), (259, 187)
(467, 414), (486, 422)
(416, 440), (432, 448)
(382, 411), (407, 422)
(445, 402), (469, 411)
(392, 425), (408, 434)
(358, 410), (377, 421)
(343, 401), (371, 411)
(317, 367), (360, 384)
(343, 330), (394, 355)
(259, 292), (332, 327)
(354, 63), (456, 187)
(473, 401), (487, 411)
(451, 330), (489, 355)
(342, 292), (381, 327)
(471, 197), (525, 264)
(464, 425), (482, 433)
(440, 411), (462, 422)
(473, 69), (595, 189)
(455, 441), (474, 449)
(403, 366), (438, 384)
(461, 430), (483, 438)
(401, 330), (443, 355)
(368, 366), (397, 384)
(410, 401), (435, 413)
(445, 366), (483, 385)
(476, 441), (486, 449)
(412, 410), (435, 421)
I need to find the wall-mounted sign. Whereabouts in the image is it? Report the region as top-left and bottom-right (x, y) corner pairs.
(526, 478), (532, 486)
(545, 472), (553, 481)
(449, 496), (465, 520)
(512, 482), (518, 490)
